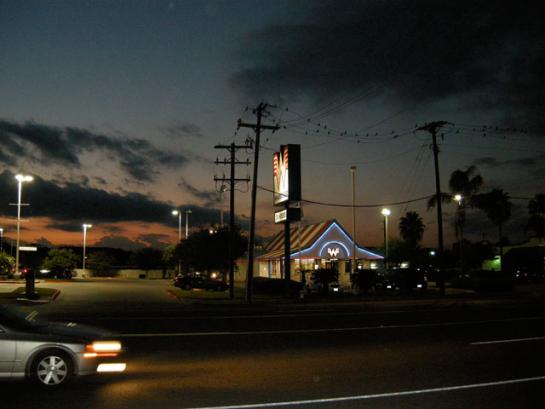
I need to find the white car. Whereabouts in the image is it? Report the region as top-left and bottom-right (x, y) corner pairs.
(0, 305), (126, 387)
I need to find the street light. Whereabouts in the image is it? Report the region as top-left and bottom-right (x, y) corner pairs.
(219, 184), (227, 226)
(82, 224), (92, 275)
(453, 194), (464, 272)
(350, 166), (357, 274)
(381, 208), (391, 271)
(0, 227), (3, 252)
(185, 209), (192, 239)
(172, 210), (182, 242)
(15, 174), (33, 277)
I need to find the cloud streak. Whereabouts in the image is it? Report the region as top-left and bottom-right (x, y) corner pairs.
(0, 170), (221, 226)
(0, 119), (189, 181)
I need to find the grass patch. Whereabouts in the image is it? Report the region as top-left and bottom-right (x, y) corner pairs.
(0, 287), (58, 300)
(169, 287), (237, 300)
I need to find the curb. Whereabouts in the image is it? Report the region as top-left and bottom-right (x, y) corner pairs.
(15, 289), (61, 304)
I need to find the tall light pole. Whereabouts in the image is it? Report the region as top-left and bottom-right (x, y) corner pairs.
(381, 208), (391, 271)
(453, 194), (464, 272)
(219, 185), (227, 226)
(185, 209), (192, 239)
(172, 209), (182, 276)
(82, 224), (92, 275)
(0, 227), (3, 252)
(172, 210), (182, 241)
(15, 174), (33, 276)
(350, 166), (357, 274)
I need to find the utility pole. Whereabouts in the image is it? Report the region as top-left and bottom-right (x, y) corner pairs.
(417, 121), (451, 295)
(214, 143), (251, 299)
(238, 103), (279, 303)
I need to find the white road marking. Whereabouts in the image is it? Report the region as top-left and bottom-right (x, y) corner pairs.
(86, 308), (458, 321)
(120, 315), (545, 337)
(471, 336), (545, 345)
(185, 375), (545, 408)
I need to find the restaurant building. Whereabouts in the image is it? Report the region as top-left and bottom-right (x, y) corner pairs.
(257, 219), (383, 289)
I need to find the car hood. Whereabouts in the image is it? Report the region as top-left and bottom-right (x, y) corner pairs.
(35, 321), (115, 342)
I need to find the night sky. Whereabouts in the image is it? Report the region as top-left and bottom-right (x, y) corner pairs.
(1, 0), (544, 250)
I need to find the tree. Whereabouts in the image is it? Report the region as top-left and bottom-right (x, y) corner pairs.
(130, 247), (163, 271)
(474, 189), (512, 257)
(398, 211), (425, 265)
(86, 251), (116, 277)
(178, 225), (247, 276)
(161, 244), (178, 276)
(448, 166), (483, 235)
(527, 193), (545, 238)
(399, 211), (425, 248)
(0, 251), (15, 276)
(426, 166), (484, 210)
(42, 249), (79, 276)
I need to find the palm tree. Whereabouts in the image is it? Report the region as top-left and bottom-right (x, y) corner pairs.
(426, 167), (483, 268)
(474, 189), (512, 257)
(448, 166), (484, 204)
(399, 211), (425, 248)
(527, 193), (545, 238)
(427, 166), (483, 209)
(427, 166), (483, 238)
(448, 166), (483, 270)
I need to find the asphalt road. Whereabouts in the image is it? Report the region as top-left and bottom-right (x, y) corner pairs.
(2, 279), (545, 408)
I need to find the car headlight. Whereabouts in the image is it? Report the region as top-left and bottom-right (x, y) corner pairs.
(84, 341), (122, 358)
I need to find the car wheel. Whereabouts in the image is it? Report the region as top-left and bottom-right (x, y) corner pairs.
(182, 283), (192, 290)
(31, 350), (73, 387)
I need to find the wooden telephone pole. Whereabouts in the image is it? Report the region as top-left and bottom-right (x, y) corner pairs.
(238, 103), (279, 303)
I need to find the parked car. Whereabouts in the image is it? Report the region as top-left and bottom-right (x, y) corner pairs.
(450, 269), (514, 292)
(173, 273), (228, 291)
(37, 269), (73, 279)
(0, 304), (126, 387)
(375, 268), (428, 293)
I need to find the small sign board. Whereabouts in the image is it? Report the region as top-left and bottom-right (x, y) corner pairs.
(274, 209), (287, 224)
(274, 208), (301, 224)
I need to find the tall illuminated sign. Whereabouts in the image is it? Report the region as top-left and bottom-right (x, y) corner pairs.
(273, 144), (301, 206)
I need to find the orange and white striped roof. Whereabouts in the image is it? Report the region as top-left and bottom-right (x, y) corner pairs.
(260, 219), (383, 260)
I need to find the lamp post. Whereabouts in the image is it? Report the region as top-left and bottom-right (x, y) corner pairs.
(185, 209), (192, 239)
(15, 174), (33, 277)
(453, 194), (464, 272)
(172, 210), (182, 276)
(219, 185), (227, 226)
(172, 210), (182, 242)
(350, 166), (357, 274)
(82, 224), (92, 275)
(0, 227), (3, 252)
(381, 208), (391, 271)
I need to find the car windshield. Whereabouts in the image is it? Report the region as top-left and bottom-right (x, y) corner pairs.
(0, 305), (45, 331)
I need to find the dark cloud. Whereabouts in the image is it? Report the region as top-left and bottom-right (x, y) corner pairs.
(178, 178), (220, 206)
(47, 222), (84, 233)
(138, 233), (171, 248)
(231, 0), (545, 130)
(0, 170), (221, 226)
(473, 152), (545, 169)
(94, 235), (145, 251)
(0, 120), (189, 181)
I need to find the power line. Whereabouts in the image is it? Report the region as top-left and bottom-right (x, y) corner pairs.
(257, 185), (433, 208)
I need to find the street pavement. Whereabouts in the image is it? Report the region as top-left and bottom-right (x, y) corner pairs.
(2, 278), (545, 408)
